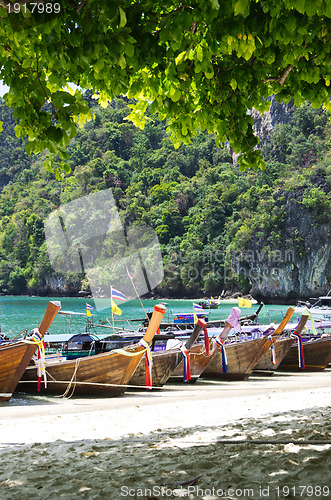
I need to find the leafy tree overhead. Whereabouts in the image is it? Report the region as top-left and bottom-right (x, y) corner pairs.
(0, 0), (331, 177)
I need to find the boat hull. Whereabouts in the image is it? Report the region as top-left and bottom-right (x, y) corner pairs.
(0, 342), (37, 401)
(169, 340), (217, 383)
(130, 349), (182, 387)
(18, 344), (148, 397)
(253, 337), (295, 374)
(278, 336), (331, 371)
(202, 337), (279, 381)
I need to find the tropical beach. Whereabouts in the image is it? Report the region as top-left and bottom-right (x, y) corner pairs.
(0, 369), (330, 499)
(0, 2), (331, 499)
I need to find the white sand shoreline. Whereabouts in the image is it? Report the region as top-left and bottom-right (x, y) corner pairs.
(1, 369), (331, 447)
(0, 371), (330, 500)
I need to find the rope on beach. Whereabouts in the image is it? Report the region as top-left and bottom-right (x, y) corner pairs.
(58, 358), (81, 399)
(2, 438), (331, 447)
(88, 437), (331, 446)
(213, 439), (331, 445)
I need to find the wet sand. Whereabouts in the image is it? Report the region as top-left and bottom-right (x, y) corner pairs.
(0, 369), (330, 499)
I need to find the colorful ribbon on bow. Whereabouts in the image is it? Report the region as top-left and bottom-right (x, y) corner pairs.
(302, 308), (317, 335)
(180, 345), (191, 382)
(291, 331), (305, 369)
(227, 307), (241, 332)
(31, 328), (47, 391)
(215, 336), (227, 373)
(139, 339), (153, 390)
(202, 324), (210, 356)
(267, 334), (277, 365)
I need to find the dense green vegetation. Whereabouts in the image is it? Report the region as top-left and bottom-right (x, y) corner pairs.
(1, 1), (331, 174)
(0, 97), (330, 297)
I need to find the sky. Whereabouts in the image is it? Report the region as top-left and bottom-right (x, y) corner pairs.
(0, 82), (9, 97)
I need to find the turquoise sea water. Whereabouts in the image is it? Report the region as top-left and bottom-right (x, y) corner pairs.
(0, 296), (294, 339)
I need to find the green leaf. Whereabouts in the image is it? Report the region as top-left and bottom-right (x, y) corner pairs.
(118, 54), (126, 69)
(93, 59), (104, 73)
(230, 78), (237, 90)
(205, 69), (214, 79)
(175, 51), (187, 65)
(125, 43), (134, 57)
(234, 0), (249, 16)
(294, 0), (305, 14)
(196, 46), (203, 62)
(170, 88), (181, 101)
(119, 7), (127, 28)
(286, 14), (297, 32)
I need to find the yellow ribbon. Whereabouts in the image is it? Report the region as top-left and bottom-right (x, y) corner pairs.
(111, 340), (152, 358)
(23, 328), (47, 388)
(301, 308), (317, 335)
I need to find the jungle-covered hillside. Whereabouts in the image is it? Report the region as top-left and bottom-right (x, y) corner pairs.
(0, 97), (330, 301)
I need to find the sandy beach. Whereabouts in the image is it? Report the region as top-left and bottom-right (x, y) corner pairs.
(0, 370), (331, 499)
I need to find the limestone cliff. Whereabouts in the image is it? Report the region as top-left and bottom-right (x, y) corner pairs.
(233, 187), (331, 304)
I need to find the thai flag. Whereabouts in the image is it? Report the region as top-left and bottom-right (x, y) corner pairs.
(86, 303), (94, 317)
(193, 303), (203, 310)
(112, 288), (126, 302)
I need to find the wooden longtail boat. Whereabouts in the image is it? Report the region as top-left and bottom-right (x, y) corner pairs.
(130, 319), (207, 387)
(278, 335), (331, 372)
(168, 338), (218, 383)
(0, 301), (61, 402)
(253, 313), (309, 374)
(202, 307), (295, 381)
(17, 304), (166, 397)
(253, 337), (295, 374)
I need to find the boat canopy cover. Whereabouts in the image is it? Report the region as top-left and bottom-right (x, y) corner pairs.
(171, 312), (210, 317)
(44, 332), (113, 343)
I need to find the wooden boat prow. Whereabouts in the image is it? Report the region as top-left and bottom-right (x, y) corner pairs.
(0, 301), (61, 401)
(203, 307), (295, 380)
(130, 318), (210, 388)
(18, 304), (166, 397)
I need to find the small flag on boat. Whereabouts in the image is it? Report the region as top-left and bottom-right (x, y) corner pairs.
(86, 303), (94, 317)
(112, 287), (126, 302)
(111, 299), (122, 316)
(238, 297), (252, 308)
(193, 303), (203, 311)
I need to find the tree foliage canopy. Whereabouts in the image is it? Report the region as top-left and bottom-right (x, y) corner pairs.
(1, 0), (331, 176)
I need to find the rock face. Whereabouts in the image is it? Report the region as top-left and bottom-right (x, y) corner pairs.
(228, 95), (295, 167)
(251, 95), (295, 146)
(233, 191), (331, 304)
(230, 96), (330, 303)
(39, 274), (82, 297)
